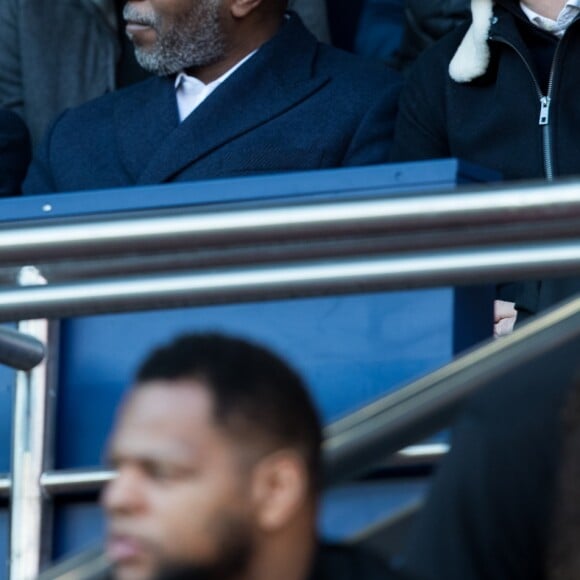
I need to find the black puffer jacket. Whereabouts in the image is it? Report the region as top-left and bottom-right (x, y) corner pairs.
(392, 0), (580, 314)
(309, 543), (406, 580)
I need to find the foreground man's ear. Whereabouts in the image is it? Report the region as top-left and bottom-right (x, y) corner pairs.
(251, 450), (310, 531)
(229, 0), (265, 19)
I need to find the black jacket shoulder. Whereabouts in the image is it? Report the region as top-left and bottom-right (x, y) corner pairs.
(0, 110), (31, 196)
(310, 543), (405, 580)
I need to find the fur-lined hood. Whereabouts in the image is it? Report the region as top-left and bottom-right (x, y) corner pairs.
(449, 0), (495, 82)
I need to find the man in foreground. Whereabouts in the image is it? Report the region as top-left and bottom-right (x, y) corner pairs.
(24, 0), (400, 194)
(103, 333), (398, 580)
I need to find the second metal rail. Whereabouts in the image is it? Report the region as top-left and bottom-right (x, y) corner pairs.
(2, 179), (580, 321)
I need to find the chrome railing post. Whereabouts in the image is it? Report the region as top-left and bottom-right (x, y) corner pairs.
(9, 267), (58, 580)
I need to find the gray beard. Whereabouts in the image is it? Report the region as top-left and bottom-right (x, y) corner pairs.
(124, 3), (226, 76)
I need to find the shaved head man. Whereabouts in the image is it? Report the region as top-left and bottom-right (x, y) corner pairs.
(103, 333), (399, 580)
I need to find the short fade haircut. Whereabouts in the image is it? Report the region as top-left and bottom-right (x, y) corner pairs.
(135, 332), (322, 493)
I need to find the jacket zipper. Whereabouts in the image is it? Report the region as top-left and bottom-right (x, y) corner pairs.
(541, 47), (561, 182)
(491, 36), (561, 181)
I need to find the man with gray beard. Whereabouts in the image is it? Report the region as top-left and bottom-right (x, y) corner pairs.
(122, 0), (234, 78)
(23, 0), (400, 194)
(0, 0), (329, 146)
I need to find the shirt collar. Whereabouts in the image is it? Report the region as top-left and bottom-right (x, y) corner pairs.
(174, 49), (258, 92)
(520, 1), (580, 36)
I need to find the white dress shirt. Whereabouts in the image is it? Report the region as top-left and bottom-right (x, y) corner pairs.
(174, 50), (257, 122)
(520, 1), (580, 36)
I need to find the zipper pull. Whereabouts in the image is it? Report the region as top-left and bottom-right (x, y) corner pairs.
(539, 96), (551, 126)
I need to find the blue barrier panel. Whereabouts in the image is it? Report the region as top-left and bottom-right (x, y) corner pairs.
(56, 289), (456, 468)
(2, 159), (498, 223)
(0, 160), (495, 563)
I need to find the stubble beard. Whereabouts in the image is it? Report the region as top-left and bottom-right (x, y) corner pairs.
(124, 1), (226, 76)
(126, 514), (256, 580)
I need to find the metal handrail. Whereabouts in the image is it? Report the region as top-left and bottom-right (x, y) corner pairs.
(0, 325), (45, 371)
(2, 179), (580, 265)
(324, 293), (580, 482)
(1, 180), (580, 321)
(0, 445), (448, 500)
(36, 547), (110, 580)
(1, 239), (580, 322)
(11, 319), (54, 579)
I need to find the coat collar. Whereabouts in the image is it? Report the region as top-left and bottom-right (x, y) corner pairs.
(114, 14), (330, 185)
(449, 0), (580, 82)
(449, 0), (495, 82)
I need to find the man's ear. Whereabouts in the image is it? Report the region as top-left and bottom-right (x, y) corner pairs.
(251, 450), (310, 532)
(229, 0), (264, 19)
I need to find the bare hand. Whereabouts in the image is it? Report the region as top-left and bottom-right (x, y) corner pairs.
(494, 300), (517, 337)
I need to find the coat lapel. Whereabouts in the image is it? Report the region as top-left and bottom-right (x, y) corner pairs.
(134, 15), (330, 185)
(114, 76), (180, 183)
